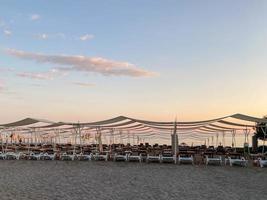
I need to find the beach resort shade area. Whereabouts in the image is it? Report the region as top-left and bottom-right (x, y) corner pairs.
(0, 113), (266, 147)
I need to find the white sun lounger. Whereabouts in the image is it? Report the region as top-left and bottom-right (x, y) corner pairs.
(258, 158), (267, 168)
(5, 152), (23, 160)
(204, 155), (222, 166)
(76, 152), (92, 161)
(178, 155), (194, 165)
(160, 154), (177, 164)
(17, 152), (27, 160)
(226, 156), (248, 167)
(113, 153), (127, 161)
(146, 154), (161, 163)
(40, 152), (57, 160)
(92, 152), (108, 161)
(127, 153), (142, 162)
(5, 152), (18, 160)
(29, 152), (43, 160)
(0, 151), (6, 159)
(61, 152), (76, 161)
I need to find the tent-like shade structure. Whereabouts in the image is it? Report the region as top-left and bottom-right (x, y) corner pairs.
(0, 113), (266, 146)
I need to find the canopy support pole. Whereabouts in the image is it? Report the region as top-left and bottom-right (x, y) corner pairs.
(73, 126), (78, 156)
(119, 130), (123, 145)
(172, 118), (178, 160)
(231, 129), (236, 151)
(96, 127), (103, 152)
(260, 125), (267, 154)
(216, 133), (219, 147)
(0, 129), (4, 153)
(222, 131), (225, 147)
(127, 131), (130, 145)
(243, 127), (250, 155)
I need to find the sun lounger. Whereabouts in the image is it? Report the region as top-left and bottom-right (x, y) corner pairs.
(29, 152), (43, 160)
(204, 155), (222, 166)
(127, 152), (142, 162)
(258, 157), (267, 168)
(5, 151), (26, 160)
(40, 152), (57, 160)
(226, 156), (248, 167)
(161, 151), (177, 164)
(92, 152), (108, 161)
(60, 152), (76, 161)
(5, 152), (22, 160)
(76, 152), (92, 161)
(178, 154), (194, 165)
(113, 153), (128, 161)
(0, 151), (6, 160)
(17, 152), (27, 160)
(5, 152), (17, 160)
(138, 151), (148, 162)
(146, 154), (161, 163)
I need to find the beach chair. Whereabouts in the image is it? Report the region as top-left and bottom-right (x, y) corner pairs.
(138, 150), (148, 162)
(145, 148), (161, 163)
(5, 152), (16, 160)
(92, 152), (108, 161)
(113, 152), (128, 162)
(127, 151), (142, 162)
(225, 154), (248, 167)
(146, 154), (161, 163)
(17, 152), (27, 160)
(60, 152), (76, 161)
(204, 154), (222, 166)
(178, 153), (194, 165)
(258, 157), (267, 168)
(160, 150), (177, 164)
(29, 152), (43, 160)
(5, 152), (22, 160)
(0, 151), (6, 160)
(76, 152), (92, 161)
(40, 152), (57, 160)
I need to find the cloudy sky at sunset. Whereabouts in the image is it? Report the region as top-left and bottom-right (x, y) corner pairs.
(0, 0), (267, 124)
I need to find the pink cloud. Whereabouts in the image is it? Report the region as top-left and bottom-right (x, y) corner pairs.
(7, 49), (157, 77)
(17, 69), (67, 80)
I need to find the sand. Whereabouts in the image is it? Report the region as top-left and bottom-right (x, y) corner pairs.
(0, 161), (266, 200)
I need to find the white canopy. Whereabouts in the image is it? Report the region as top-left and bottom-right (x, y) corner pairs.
(1, 113), (266, 145)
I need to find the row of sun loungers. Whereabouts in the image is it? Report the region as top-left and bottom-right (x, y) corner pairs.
(1, 143), (266, 167)
(1, 150), (265, 168)
(0, 151), (57, 160)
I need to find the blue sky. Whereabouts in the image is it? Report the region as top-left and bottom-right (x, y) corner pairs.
(0, 0), (267, 123)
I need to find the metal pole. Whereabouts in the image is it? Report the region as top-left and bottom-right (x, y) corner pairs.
(73, 126), (77, 155)
(79, 125), (82, 146)
(261, 125), (267, 154)
(222, 131), (225, 147)
(1, 130), (3, 152)
(97, 127), (103, 152)
(172, 118), (178, 156)
(243, 127), (250, 155)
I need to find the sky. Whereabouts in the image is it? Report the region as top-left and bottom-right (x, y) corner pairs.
(0, 0), (267, 124)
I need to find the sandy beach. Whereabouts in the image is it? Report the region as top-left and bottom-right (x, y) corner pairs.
(0, 161), (266, 200)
